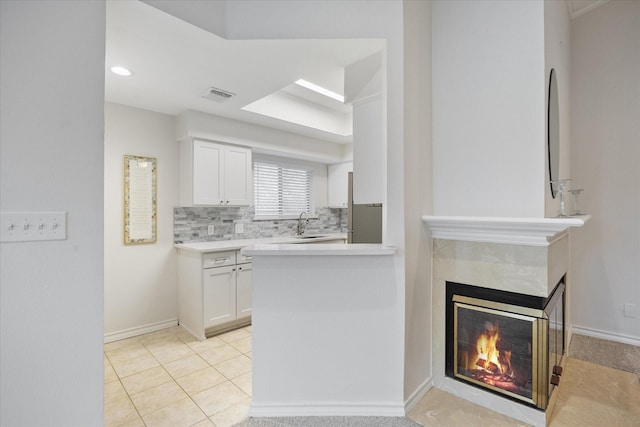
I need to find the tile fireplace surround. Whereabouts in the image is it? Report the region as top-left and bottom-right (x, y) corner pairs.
(422, 216), (590, 427)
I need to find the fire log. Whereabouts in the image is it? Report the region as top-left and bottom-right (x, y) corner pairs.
(487, 361), (501, 374)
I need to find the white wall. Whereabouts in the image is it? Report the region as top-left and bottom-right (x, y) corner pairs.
(104, 103), (180, 341)
(570, 0), (640, 344)
(352, 97), (385, 204)
(432, 0), (546, 217)
(250, 254), (404, 416)
(0, 1), (105, 425)
(220, 0), (426, 409)
(403, 0), (433, 405)
(142, 0), (226, 38)
(543, 0), (571, 218)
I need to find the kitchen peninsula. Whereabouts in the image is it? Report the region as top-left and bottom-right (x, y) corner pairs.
(242, 242), (404, 417)
(176, 234), (346, 340)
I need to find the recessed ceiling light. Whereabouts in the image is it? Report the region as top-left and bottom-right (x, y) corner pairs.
(110, 66), (134, 77)
(295, 79), (344, 103)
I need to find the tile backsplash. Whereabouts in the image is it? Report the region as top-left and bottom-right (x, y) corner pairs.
(174, 206), (347, 243)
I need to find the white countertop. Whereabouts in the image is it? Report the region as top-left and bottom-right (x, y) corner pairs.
(242, 243), (396, 256)
(175, 233), (348, 253)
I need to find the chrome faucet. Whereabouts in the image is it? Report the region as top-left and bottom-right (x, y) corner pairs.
(297, 212), (309, 236)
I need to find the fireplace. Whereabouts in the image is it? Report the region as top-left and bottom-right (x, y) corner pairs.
(446, 279), (565, 410)
(423, 216), (589, 425)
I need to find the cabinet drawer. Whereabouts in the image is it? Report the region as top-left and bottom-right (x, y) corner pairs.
(237, 250), (252, 264)
(203, 251), (236, 268)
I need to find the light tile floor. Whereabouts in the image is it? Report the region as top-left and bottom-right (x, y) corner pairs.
(106, 327), (640, 427)
(104, 326), (252, 427)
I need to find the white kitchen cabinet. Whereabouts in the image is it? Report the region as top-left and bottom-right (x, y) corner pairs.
(180, 139), (252, 207)
(203, 264), (236, 329)
(177, 248), (252, 340)
(327, 162), (352, 208)
(224, 146), (252, 206)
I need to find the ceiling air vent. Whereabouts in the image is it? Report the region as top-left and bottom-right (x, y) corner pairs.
(202, 87), (236, 103)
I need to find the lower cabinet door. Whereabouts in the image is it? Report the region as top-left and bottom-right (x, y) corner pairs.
(203, 265), (236, 328)
(236, 263), (252, 320)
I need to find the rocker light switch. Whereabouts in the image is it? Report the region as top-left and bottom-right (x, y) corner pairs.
(1, 212), (67, 242)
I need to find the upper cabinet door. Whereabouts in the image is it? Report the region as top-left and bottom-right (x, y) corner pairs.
(181, 139), (252, 207)
(224, 146), (252, 206)
(193, 141), (224, 205)
(328, 162), (353, 208)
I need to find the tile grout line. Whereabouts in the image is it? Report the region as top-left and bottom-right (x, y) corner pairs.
(104, 353), (148, 426)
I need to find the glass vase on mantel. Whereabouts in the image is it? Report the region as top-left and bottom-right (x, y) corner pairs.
(569, 189), (584, 216)
(551, 179), (572, 217)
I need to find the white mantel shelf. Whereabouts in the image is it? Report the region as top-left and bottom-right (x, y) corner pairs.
(422, 214), (591, 246)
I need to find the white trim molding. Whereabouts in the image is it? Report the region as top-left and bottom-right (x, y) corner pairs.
(249, 401), (406, 418)
(422, 215), (591, 246)
(404, 377), (433, 414)
(104, 318), (178, 343)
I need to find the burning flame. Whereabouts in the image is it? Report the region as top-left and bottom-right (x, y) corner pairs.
(472, 322), (512, 377)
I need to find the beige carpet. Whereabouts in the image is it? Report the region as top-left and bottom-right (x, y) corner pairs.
(569, 333), (640, 376)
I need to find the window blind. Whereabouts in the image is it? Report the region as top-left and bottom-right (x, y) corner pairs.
(253, 159), (312, 216)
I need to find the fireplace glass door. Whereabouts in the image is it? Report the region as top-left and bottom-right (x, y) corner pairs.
(454, 302), (537, 405)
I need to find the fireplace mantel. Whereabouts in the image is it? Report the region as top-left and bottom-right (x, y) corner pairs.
(422, 215), (591, 246)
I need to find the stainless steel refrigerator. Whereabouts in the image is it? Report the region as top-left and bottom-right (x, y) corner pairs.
(347, 172), (382, 243)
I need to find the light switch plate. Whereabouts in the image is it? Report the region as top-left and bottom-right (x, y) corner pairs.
(207, 225), (215, 235)
(1, 212), (67, 242)
(235, 223), (244, 234)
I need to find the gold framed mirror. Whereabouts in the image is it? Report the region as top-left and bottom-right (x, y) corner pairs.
(124, 155), (157, 244)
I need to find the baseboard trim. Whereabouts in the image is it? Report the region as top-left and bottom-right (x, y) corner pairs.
(249, 402), (406, 418)
(569, 324), (640, 347)
(104, 318), (178, 343)
(404, 376), (432, 414)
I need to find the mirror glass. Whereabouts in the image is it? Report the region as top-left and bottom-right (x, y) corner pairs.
(548, 68), (560, 198)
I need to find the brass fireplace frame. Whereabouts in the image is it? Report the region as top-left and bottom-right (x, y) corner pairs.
(449, 282), (565, 410)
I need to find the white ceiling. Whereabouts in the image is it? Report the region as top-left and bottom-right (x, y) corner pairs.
(106, 0), (607, 145)
(105, 1), (383, 144)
